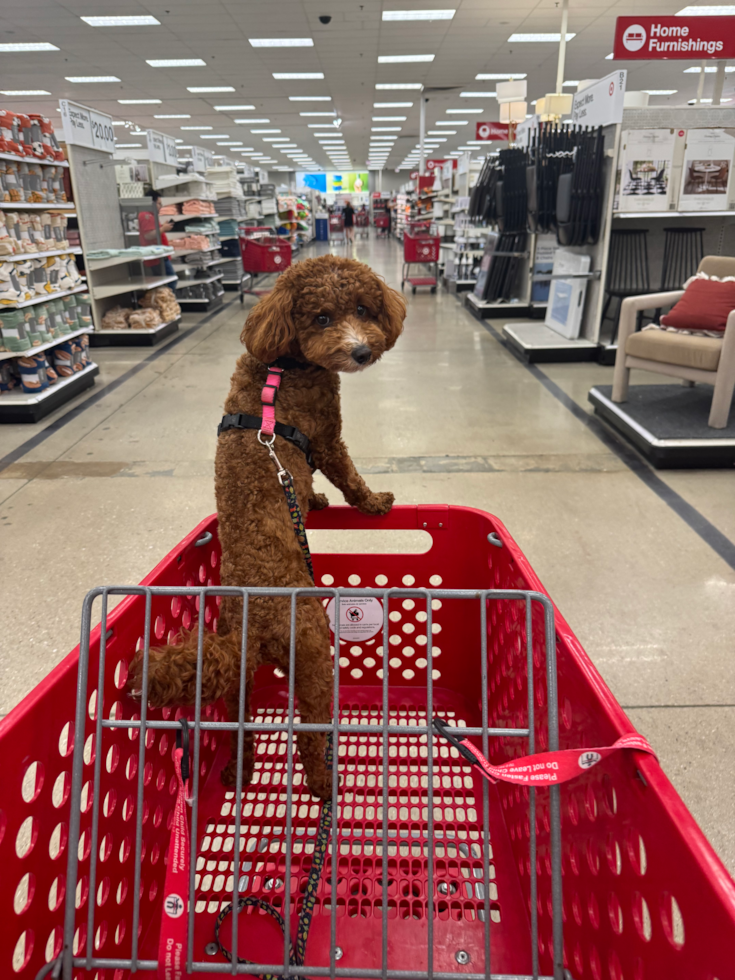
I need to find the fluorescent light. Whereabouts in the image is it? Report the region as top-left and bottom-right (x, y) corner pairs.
(677, 4), (735, 12)
(373, 116), (407, 121)
(147, 59), (206, 67)
(429, 130), (455, 135)
(187, 86), (236, 93)
(683, 65), (735, 72)
(118, 99), (162, 104)
(289, 96), (331, 101)
(436, 120), (466, 125)
(217, 141), (243, 145)
(178, 145), (193, 149)
(273, 72), (324, 79)
(181, 125), (213, 130)
(563, 80), (580, 87)
(460, 92), (496, 98)
(251, 129), (281, 134)
(378, 54), (435, 63)
(376, 83), (423, 90)
(447, 108), (482, 113)
(475, 73), (527, 80)
(300, 112), (336, 117)
(116, 143), (142, 148)
(66, 75), (121, 82)
(249, 37), (313, 47)
(0, 89), (51, 95)
(155, 114), (191, 118)
(508, 33), (575, 41)
(643, 89), (678, 95)
(374, 101), (414, 107)
(235, 118), (270, 123)
(263, 137), (288, 142)
(372, 127), (402, 131)
(81, 15), (160, 26)
(382, 9), (455, 20)
(0, 42), (59, 51)
(200, 134), (231, 139)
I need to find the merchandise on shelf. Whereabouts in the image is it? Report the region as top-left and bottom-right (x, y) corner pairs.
(0, 211), (70, 255)
(0, 292), (91, 352)
(100, 286), (181, 330)
(0, 109), (66, 162)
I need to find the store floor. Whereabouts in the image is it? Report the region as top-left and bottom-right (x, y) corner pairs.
(2, 236), (734, 875)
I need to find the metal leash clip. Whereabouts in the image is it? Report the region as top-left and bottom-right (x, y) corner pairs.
(258, 429), (291, 486)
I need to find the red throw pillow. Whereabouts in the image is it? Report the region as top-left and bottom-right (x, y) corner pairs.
(660, 275), (735, 332)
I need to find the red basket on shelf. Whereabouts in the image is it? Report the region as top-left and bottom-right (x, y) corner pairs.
(3, 504), (735, 980)
(403, 232), (440, 264)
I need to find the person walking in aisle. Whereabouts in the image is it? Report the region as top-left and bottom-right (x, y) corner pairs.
(343, 200), (355, 243)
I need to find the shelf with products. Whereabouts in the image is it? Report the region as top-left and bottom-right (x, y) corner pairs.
(4, 247), (82, 262)
(0, 361), (99, 423)
(87, 250), (173, 272)
(6, 282), (87, 310)
(0, 325), (91, 362)
(175, 272), (224, 288)
(0, 151), (68, 168)
(0, 202), (74, 211)
(90, 316), (180, 348)
(92, 275), (178, 301)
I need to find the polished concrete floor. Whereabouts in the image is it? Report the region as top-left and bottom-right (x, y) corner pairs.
(1, 236), (734, 875)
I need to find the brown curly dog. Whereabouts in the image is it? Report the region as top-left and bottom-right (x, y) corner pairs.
(132, 255), (406, 799)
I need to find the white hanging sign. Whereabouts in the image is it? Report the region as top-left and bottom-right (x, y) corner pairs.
(192, 146), (208, 174)
(571, 71), (627, 128)
(326, 596), (383, 643)
(59, 99), (116, 154)
(147, 129), (178, 166)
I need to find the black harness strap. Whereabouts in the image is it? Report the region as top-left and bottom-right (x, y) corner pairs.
(217, 413), (315, 470)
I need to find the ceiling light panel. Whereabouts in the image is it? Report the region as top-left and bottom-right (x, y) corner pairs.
(66, 76), (120, 82)
(115, 143), (142, 148)
(118, 99), (161, 104)
(374, 101), (414, 107)
(249, 38), (313, 46)
(235, 118), (270, 123)
(147, 59), (206, 67)
(376, 83), (423, 90)
(508, 33), (575, 41)
(460, 92), (495, 97)
(289, 96), (331, 101)
(187, 86), (235, 93)
(181, 125), (212, 130)
(382, 9), (455, 19)
(0, 42), (59, 51)
(429, 130), (455, 134)
(643, 89), (678, 94)
(250, 129), (281, 133)
(676, 4), (735, 12)
(373, 116), (407, 121)
(378, 54), (435, 63)
(447, 108), (482, 113)
(200, 134), (230, 139)
(155, 114), (191, 118)
(436, 120), (466, 125)
(1, 89), (51, 95)
(82, 15), (160, 26)
(273, 72), (324, 79)
(372, 127), (402, 131)
(475, 73), (527, 80)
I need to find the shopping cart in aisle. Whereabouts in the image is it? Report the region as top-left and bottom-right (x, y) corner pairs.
(402, 230), (441, 293)
(407, 219), (433, 236)
(374, 213), (390, 238)
(329, 213), (345, 243)
(238, 226), (291, 300)
(354, 211), (370, 239)
(5, 504), (735, 980)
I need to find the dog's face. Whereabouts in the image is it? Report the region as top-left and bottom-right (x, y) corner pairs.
(241, 255), (406, 372)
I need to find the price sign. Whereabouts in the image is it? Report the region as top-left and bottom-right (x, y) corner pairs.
(59, 99), (116, 154)
(147, 129), (178, 165)
(192, 146), (207, 173)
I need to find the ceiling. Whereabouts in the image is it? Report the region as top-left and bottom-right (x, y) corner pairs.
(1, 0), (733, 174)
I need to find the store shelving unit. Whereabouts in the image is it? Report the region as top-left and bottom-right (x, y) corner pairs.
(0, 151), (68, 167)
(5, 247), (82, 262)
(0, 361), (99, 423)
(90, 316), (180, 347)
(0, 202), (75, 211)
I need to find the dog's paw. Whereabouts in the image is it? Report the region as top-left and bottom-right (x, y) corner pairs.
(357, 491), (395, 516)
(309, 492), (330, 511)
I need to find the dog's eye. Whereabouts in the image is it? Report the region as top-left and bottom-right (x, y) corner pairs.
(356, 305), (367, 317)
(315, 314), (331, 327)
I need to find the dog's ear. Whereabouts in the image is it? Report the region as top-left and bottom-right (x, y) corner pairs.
(377, 277), (407, 350)
(240, 277), (297, 362)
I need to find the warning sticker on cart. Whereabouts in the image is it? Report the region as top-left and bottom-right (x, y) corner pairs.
(326, 596), (383, 642)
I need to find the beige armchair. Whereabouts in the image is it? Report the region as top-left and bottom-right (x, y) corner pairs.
(612, 256), (735, 428)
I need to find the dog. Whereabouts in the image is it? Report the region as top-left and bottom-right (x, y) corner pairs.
(132, 255), (406, 800)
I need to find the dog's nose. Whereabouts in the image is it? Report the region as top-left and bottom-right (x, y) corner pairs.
(352, 345), (372, 365)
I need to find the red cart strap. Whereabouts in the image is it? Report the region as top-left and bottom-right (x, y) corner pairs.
(433, 717), (655, 787)
(261, 366), (283, 435)
(158, 746), (191, 979)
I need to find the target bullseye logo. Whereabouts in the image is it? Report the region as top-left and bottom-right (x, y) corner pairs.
(274, 255), (282, 264)
(478, 123), (491, 140)
(622, 24), (647, 52)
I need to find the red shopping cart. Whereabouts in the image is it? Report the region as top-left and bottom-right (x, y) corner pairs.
(238, 227), (291, 300)
(329, 213), (345, 244)
(402, 230), (441, 293)
(4, 504), (735, 980)
(354, 211), (370, 240)
(373, 213), (390, 238)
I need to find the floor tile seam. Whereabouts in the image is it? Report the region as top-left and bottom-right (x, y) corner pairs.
(474, 315), (735, 572)
(0, 297), (238, 475)
(623, 703), (735, 710)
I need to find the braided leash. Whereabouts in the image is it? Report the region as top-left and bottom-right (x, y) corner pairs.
(214, 734), (334, 977)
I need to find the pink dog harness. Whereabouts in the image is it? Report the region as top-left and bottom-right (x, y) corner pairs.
(259, 365), (283, 436)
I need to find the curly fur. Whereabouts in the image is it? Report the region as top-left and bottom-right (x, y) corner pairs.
(132, 256), (406, 799)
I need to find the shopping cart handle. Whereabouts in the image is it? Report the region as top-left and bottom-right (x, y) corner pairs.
(432, 716), (479, 765)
